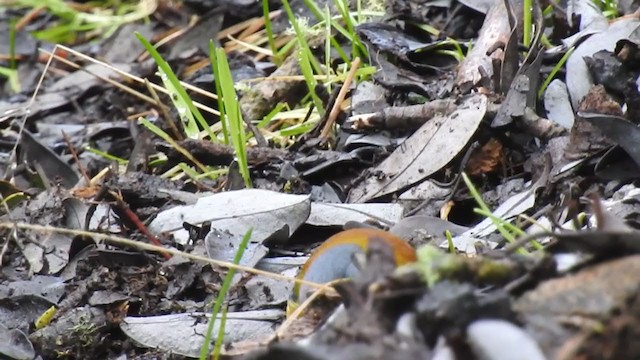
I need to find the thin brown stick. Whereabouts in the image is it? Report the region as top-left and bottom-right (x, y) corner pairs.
(136, 16), (197, 62)
(109, 190), (171, 259)
(46, 45), (220, 114)
(238, 16), (267, 40)
(320, 57), (361, 143)
(39, 49), (162, 109)
(61, 131), (91, 185)
(217, 10), (282, 40)
(0, 222), (329, 292)
(15, 6), (45, 30)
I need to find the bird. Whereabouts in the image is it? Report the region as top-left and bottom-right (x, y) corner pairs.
(291, 227), (417, 307)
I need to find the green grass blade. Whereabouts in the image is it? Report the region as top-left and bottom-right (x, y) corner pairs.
(9, 20), (16, 70)
(325, 6), (332, 92)
(445, 230), (455, 254)
(257, 102), (287, 128)
(199, 228), (253, 360)
(276, 38), (298, 59)
(0, 67), (20, 93)
(135, 32), (216, 140)
(195, 168), (228, 180)
(474, 208), (543, 252)
(138, 117), (178, 144)
(178, 163), (201, 180)
(538, 46), (575, 98)
(299, 48), (325, 115)
(263, 0), (281, 65)
(302, 0), (368, 59)
(85, 146), (128, 165)
(139, 117), (218, 180)
(279, 117), (318, 136)
(157, 67), (200, 138)
(329, 36), (350, 64)
(281, 0), (324, 75)
(523, 0), (532, 46)
(212, 306), (229, 360)
(461, 173), (529, 255)
(334, 0), (364, 58)
(209, 41), (229, 144)
(212, 46), (252, 187)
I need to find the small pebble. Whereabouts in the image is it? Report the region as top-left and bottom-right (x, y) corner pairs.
(467, 319), (546, 360)
(432, 336), (456, 360)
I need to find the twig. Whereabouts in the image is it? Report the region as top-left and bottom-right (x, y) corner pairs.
(61, 131), (91, 185)
(320, 57), (361, 144)
(346, 99), (456, 131)
(41, 45), (220, 115)
(0, 222), (329, 292)
(109, 190), (171, 260)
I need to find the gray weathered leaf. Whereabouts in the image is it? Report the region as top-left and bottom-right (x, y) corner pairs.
(307, 202), (404, 226)
(457, 0), (494, 14)
(149, 189), (310, 244)
(566, 18), (640, 107)
(349, 94), (487, 203)
(120, 310), (283, 357)
(245, 267), (298, 308)
(0, 276), (65, 304)
(580, 112), (640, 168)
(566, 0), (608, 30)
(0, 324), (34, 360)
